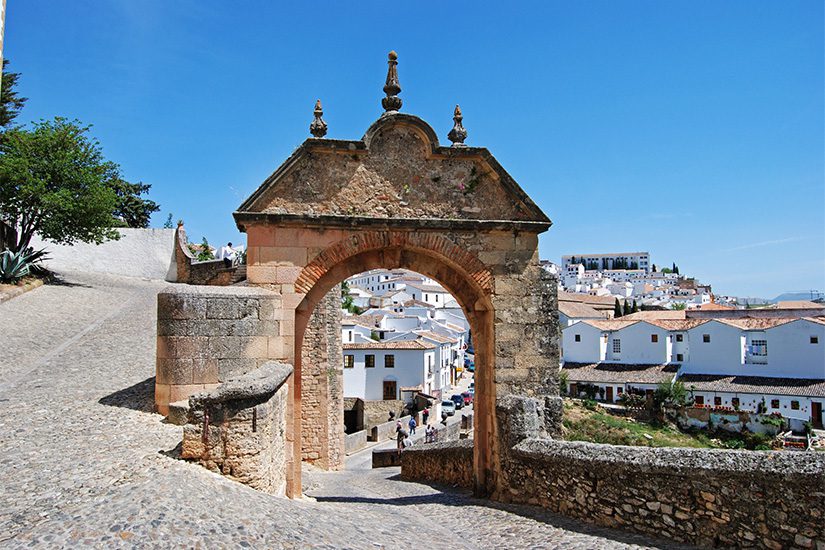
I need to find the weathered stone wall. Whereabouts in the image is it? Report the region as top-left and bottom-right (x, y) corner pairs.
(505, 440), (825, 549)
(300, 286), (344, 469)
(173, 224), (238, 285)
(155, 285), (282, 415)
(404, 395), (825, 548)
(182, 362), (292, 495)
(362, 399), (407, 429)
(401, 439), (473, 489)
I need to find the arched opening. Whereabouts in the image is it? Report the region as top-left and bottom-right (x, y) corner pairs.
(290, 245), (496, 498)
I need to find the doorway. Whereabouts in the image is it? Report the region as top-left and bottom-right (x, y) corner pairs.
(813, 401), (823, 429)
(383, 380), (397, 401)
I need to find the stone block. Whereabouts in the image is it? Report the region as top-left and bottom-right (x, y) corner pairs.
(218, 358), (259, 381)
(155, 383), (171, 415)
(157, 358), (194, 385)
(239, 336), (269, 359)
(169, 383), (204, 404)
(246, 265), (278, 284)
(258, 246), (308, 267)
(157, 319), (190, 337)
(207, 336), (241, 359)
(268, 336), (292, 359)
(158, 293), (207, 320)
(206, 297), (260, 320)
(192, 358), (219, 385)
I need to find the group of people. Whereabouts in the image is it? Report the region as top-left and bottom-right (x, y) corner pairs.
(394, 407), (438, 449)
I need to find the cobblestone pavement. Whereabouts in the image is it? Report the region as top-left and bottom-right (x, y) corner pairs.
(0, 271), (680, 549)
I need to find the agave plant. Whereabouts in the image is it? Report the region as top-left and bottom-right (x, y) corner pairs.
(0, 248), (49, 283)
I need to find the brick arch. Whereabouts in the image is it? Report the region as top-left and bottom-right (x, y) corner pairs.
(292, 239), (497, 498)
(295, 230), (493, 297)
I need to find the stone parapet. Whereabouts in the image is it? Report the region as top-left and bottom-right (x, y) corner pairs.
(182, 362), (293, 495)
(400, 439), (473, 488)
(155, 284), (283, 415)
(503, 439), (825, 549)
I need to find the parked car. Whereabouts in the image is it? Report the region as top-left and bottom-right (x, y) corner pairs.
(468, 388), (475, 399)
(469, 382), (474, 391)
(450, 394), (464, 409)
(441, 400), (456, 416)
(461, 391), (473, 406)
(465, 362), (475, 372)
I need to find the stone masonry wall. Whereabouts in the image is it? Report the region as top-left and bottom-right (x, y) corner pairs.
(155, 285), (283, 415)
(505, 440), (825, 549)
(182, 362), (292, 495)
(403, 395), (825, 549)
(401, 439), (474, 489)
(300, 286), (344, 469)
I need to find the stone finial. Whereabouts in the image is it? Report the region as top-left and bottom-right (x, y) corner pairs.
(447, 104), (468, 146)
(382, 51), (402, 113)
(309, 99), (328, 138)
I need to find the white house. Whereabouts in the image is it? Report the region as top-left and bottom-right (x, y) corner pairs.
(561, 315), (825, 429)
(343, 339), (437, 401)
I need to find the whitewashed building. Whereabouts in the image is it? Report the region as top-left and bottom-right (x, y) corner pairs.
(561, 316), (825, 429)
(343, 340), (437, 401)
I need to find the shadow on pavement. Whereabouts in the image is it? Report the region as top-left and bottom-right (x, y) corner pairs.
(312, 477), (690, 550)
(98, 376), (156, 413)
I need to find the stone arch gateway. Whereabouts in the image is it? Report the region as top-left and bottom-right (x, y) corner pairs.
(230, 70), (560, 495)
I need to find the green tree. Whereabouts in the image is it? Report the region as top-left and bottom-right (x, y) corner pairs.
(109, 178), (159, 228)
(0, 60), (27, 130)
(673, 264), (680, 275)
(341, 280), (362, 314)
(163, 213), (174, 229)
(632, 299), (639, 313)
(0, 118), (123, 252)
(196, 237), (214, 261)
(623, 300), (632, 316)
(614, 298), (623, 318)
(671, 302), (687, 311)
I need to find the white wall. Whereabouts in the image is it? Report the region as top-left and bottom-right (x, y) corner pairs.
(682, 321), (745, 375)
(343, 348), (432, 400)
(762, 320), (825, 379)
(562, 323), (604, 363)
(31, 228), (176, 281)
(608, 322), (671, 364)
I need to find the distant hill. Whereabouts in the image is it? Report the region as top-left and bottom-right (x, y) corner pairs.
(771, 291), (823, 303)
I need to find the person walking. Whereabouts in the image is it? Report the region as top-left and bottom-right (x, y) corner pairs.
(216, 242), (236, 267)
(408, 416), (417, 435)
(396, 426), (408, 450)
(422, 407), (429, 425)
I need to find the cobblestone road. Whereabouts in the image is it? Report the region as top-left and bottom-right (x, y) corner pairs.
(0, 271), (679, 549)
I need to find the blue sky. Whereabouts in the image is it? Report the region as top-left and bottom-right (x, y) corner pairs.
(6, 1), (823, 298)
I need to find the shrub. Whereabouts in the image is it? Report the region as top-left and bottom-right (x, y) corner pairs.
(559, 370), (569, 396)
(0, 247), (48, 283)
(583, 398), (598, 411)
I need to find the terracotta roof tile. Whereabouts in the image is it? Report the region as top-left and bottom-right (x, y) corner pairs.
(622, 310), (686, 321)
(678, 374), (825, 398)
(343, 340), (436, 350)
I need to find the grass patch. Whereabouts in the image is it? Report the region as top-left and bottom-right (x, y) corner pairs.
(562, 399), (719, 449)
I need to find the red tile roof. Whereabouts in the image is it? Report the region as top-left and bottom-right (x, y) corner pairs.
(562, 362), (679, 384)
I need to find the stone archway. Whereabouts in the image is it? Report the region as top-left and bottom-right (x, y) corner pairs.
(161, 52), (562, 499)
(290, 235), (496, 496)
(232, 96), (559, 497)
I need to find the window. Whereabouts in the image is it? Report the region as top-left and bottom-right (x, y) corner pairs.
(344, 355), (354, 369)
(714, 396), (722, 406)
(791, 401), (800, 410)
(750, 339), (767, 356)
(676, 334), (683, 342)
(348, 331), (353, 342)
(732, 398), (740, 408)
(384, 354), (395, 368)
(651, 334), (658, 343)
(676, 353), (684, 362)
(617, 387), (623, 394)
(574, 334), (581, 342)
(695, 396), (704, 405)
(365, 354), (375, 368)
(612, 339), (621, 354)
(771, 399), (779, 409)
(436, 295), (439, 302)
(703, 334), (711, 343)
(812, 336), (819, 344)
